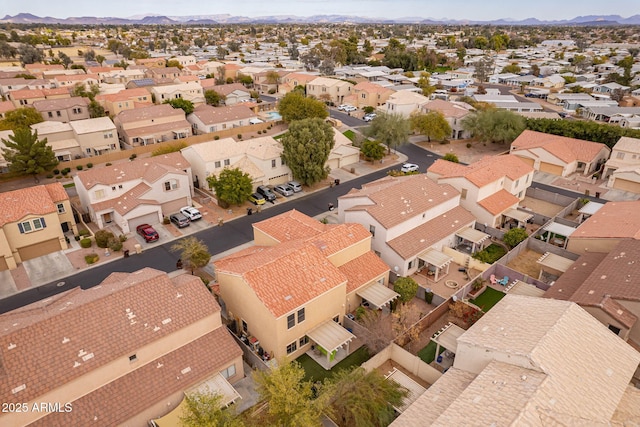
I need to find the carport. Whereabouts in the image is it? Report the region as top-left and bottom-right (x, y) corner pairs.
(307, 320), (355, 366)
(356, 282), (400, 309)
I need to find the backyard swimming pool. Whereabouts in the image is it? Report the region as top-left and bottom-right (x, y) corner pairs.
(265, 111), (282, 121)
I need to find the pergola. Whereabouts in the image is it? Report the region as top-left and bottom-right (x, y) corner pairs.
(542, 222), (577, 249)
(503, 208), (534, 228)
(307, 320), (356, 365)
(537, 252), (575, 280)
(455, 227), (490, 254)
(505, 280), (546, 298)
(418, 248), (454, 283)
(431, 322), (465, 359)
(385, 368), (427, 413)
(578, 201), (604, 223)
(356, 282), (400, 309)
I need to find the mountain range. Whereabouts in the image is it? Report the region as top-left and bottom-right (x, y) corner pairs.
(2, 12), (640, 26)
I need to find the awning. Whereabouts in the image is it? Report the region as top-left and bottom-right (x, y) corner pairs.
(385, 368), (427, 413)
(92, 145), (112, 151)
(579, 201), (604, 215)
(356, 282), (400, 309)
(431, 322), (465, 353)
(418, 248), (453, 268)
(537, 252), (575, 273)
(543, 222), (576, 237)
(307, 320), (355, 355)
(456, 227), (490, 244)
(503, 208), (533, 223)
(190, 372), (242, 408)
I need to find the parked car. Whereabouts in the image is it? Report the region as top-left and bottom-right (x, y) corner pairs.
(256, 185), (276, 202)
(343, 105), (357, 112)
(180, 206), (202, 221)
(363, 113), (377, 122)
(136, 224), (159, 242)
(248, 193), (266, 205)
(287, 180), (302, 192)
(401, 163), (420, 173)
(274, 184), (294, 197)
(337, 104), (349, 111)
(169, 212), (190, 228)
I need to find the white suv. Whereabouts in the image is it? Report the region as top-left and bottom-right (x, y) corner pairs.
(401, 163), (419, 173)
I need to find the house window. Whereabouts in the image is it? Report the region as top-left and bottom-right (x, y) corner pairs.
(164, 179), (178, 191)
(408, 259), (415, 269)
(609, 324), (621, 335)
(286, 341), (297, 355)
(210, 126), (217, 132)
(333, 315), (339, 323)
(616, 152), (625, 159)
(18, 218), (46, 234)
(86, 148), (91, 154)
(287, 313), (295, 329)
(272, 159), (276, 168)
(214, 161), (221, 168)
(369, 225), (375, 237)
(461, 188), (467, 200)
(56, 111), (61, 117)
(518, 191), (523, 198)
(297, 308), (305, 323)
(222, 124), (227, 130)
(361, 93), (366, 99)
(129, 354), (137, 362)
(57, 203), (65, 214)
(241, 319), (248, 333)
(224, 159), (230, 166)
(118, 185), (123, 189)
(72, 108), (82, 114)
(221, 364), (236, 379)
(95, 189), (105, 199)
(299, 336), (309, 347)
(47, 112), (53, 118)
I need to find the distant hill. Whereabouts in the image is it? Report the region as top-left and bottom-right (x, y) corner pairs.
(2, 12), (640, 25)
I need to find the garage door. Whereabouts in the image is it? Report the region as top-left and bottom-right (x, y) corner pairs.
(0, 256), (8, 271)
(613, 178), (640, 193)
(539, 162), (563, 175)
(18, 239), (62, 262)
(517, 156), (535, 167)
(268, 174), (290, 186)
(128, 212), (161, 231)
(162, 197), (188, 216)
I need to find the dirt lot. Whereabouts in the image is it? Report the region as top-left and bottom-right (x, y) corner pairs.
(414, 137), (509, 164)
(506, 249), (544, 279)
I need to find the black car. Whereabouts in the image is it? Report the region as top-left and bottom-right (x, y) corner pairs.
(256, 185), (276, 202)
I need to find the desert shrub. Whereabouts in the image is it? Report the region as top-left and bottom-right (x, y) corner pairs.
(76, 165), (83, 170)
(129, 153), (137, 161)
(85, 253), (99, 264)
(80, 238), (92, 248)
(56, 175), (63, 179)
(78, 228), (90, 236)
(95, 229), (115, 248)
(503, 228), (528, 248)
(46, 174), (53, 179)
(105, 162), (112, 166)
(119, 234), (127, 242)
(53, 169), (60, 175)
(86, 163), (93, 168)
(466, 143), (472, 148)
(108, 237), (123, 252)
(214, 135), (220, 140)
(237, 134), (242, 139)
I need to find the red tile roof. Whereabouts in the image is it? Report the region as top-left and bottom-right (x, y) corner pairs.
(478, 189), (519, 215)
(572, 201), (640, 240)
(0, 183), (68, 226)
(252, 209), (328, 243)
(339, 251), (390, 294)
(511, 130), (610, 163)
(429, 155), (533, 188)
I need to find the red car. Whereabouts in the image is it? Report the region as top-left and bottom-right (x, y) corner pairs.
(136, 224), (159, 242)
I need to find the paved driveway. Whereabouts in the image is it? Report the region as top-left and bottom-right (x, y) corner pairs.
(23, 251), (75, 287)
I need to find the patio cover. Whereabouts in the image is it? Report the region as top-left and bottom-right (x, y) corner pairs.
(543, 222), (576, 237)
(431, 323), (465, 353)
(385, 368), (427, 413)
(503, 208), (533, 223)
(357, 282), (400, 309)
(418, 248), (453, 268)
(307, 320), (355, 355)
(537, 252), (575, 273)
(456, 227), (490, 244)
(579, 201), (604, 215)
(505, 280), (546, 298)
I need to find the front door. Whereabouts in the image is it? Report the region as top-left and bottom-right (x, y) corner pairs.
(103, 212), (112, 224)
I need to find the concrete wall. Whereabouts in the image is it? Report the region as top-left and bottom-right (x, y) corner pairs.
(525, 187), (575, 207)
(395, 299), (451, 348)
(362, 343), (443, 385)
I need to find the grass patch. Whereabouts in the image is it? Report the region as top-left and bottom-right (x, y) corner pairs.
(296, 346), (371, 383)
(63, 182), (75, 188)
(472, 243), (507, 264)
(470, 287), (506, 312)
(418, 340), (445, 364)
(273, 132), (286, 140)
(342, 130), (356, 142)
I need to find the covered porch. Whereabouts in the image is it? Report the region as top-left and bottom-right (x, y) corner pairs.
(541, 222), (577, 249)
(577, 201), (604, 223)
(501, 208), (533, 230)
(536, 252), (575, 283)
(357, 282), (400, 310)
(306, 320), (356, 370)
(454, 227), (490, 254)
(417, 248), (454, 283)
(431, 322), (465, 372)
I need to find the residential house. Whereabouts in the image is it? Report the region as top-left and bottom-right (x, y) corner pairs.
(0, 100), (15, 119)
(278, 72), (318, 95)
(51, 73), (100, 89)
(94, 88), (153, 116)
(392, 294), (640, 426)
(150, 82), (205, 106)
(113, 104), (192, 148)
(254, 69), (290, 94)
(604, 136), (640, 193)
(327, 129), (360, 171)
(0, 77), (51, 99)
(420, 99), (474, 140)
(100, 69), (147, 85)
(0, 183), (76, 270)
(73, 152), (193, 233)
(32, 97), (90, 122)
(146, 66), (183, 80)
(510, 130), (611, 177)
(427, 155), (534, 228)
(173, 55), (197, 68)
(69, 117), (119, 157)
(202, 83), (252, 106)
(214, 210), (393, 362)
(23, 63), (65, 78)
(8, 89), (46, 107)
(382, 90), (429, 117)
(31, 121), (82, 161)
(0, 268), (244, 426)
(337, 174), (476, 277)
(306, 77), (354, 105)
(187, 104), (259, 135)
(135, 57), (167, 68)
(566, 200), (640, 254)
(346, 81), (394, 109)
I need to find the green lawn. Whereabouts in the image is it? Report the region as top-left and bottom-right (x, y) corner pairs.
(296, 346), (371, 383)
(472, 243), (507, 264)
(342, 130), (356, 142)
(417, 340), (445, 364)
(63, 182), (75, 188)
(470, 287), (506, 312)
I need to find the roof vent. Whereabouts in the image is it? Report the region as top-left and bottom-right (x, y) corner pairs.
(284, 295), (292, 301)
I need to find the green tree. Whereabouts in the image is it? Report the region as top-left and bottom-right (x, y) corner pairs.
(0, 107), (44, 131)
(18, 44), (43, 65)
(166, 59), (184, 70)
(364, 112), (410, 154)
(163, 98), (194, 115)
(503, 228), (529, 249)
(324, 367), (408, 427)
(95, 55), (105, 66)
(278, 91), (328, 123)
(180, 390), (245, 427)
(254, 361), (325, 427)
(442, 153), (459, 163)
(204, 89), (226, 106)
(281, 118), (334, 186)
(417, 72), (436, 97)
(462, 109), (525, 144)
(474, 56), (494, 83)
(410, 111), (451, 142)
(393, 276), (419, 304)
(501, 63), (521, 74)
(171, 236), (212, 274)
(207, 167), (253, 207)
(1, 128), (58, 182)
(360, 139), (385, 163)
(88, 100), (106, 118)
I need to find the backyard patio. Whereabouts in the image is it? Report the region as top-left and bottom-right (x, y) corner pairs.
(411, 260), (474, 299)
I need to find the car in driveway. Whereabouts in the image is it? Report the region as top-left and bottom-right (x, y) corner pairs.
(274, 184), (294, 197)
(363, 113), (377, 122)
(256, 185), (276, 202)
(169, 212), (190, 228)
(343, 105), (357, 112)
(248, 193), (266, 205)
(337, 104), (348, 111)
(180, 206), (202, 221)
(136, 224), (159, 242)
(401, 163), (420, 173)
(287, 180), (302, 192)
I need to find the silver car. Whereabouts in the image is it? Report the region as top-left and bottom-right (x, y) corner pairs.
(274, 184), (294, 197)
(287, 180), (302, 192)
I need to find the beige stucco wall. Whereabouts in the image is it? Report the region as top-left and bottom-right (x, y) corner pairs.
(252, 227), (280, 246)
(4, 211), (66, 259)
(327, 237), (371, 268)
(583, 306), (630, 341)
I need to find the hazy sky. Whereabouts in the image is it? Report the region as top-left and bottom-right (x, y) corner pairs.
(6, 0), (640, 21)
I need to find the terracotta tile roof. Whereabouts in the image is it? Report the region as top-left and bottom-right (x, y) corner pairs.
(30, 327), (240, 427)
(0, 269), (221, 407)
(421, 99), (473, 119)
(339, 174), (460, 229)
(353, 81), (393, 94)
(207, 83), (250, 96)
(0, 183), (67, 226)
(543, 252), (607, 301)
(42, 87), (71, 97)
(572, 201), (640, 239)
(190, 104), (256, 125)
(0, 100), (15, 114)
(387, 205), (475, 259)
(338, 251), (389, 293)
(511, 130), (610, 163)
(612, 386), (640, 424)
(91, 182), (158, 215)
(477, 189), (519, 215)
(95, 88), (151, 103)
(125, 119), (191, 138)
(115, 104), (184, 123)
(306, 223), (372, 257)
(9, 88), (44, 100)
(252, 209), (328, 243)
(32, 96), (89, 111)
(75, 152), (189, 189)
(428, 155), (533, 188)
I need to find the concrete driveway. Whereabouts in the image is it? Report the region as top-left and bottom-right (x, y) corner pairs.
(0, 270), (18, 297)
(23, 251), (75, 288)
